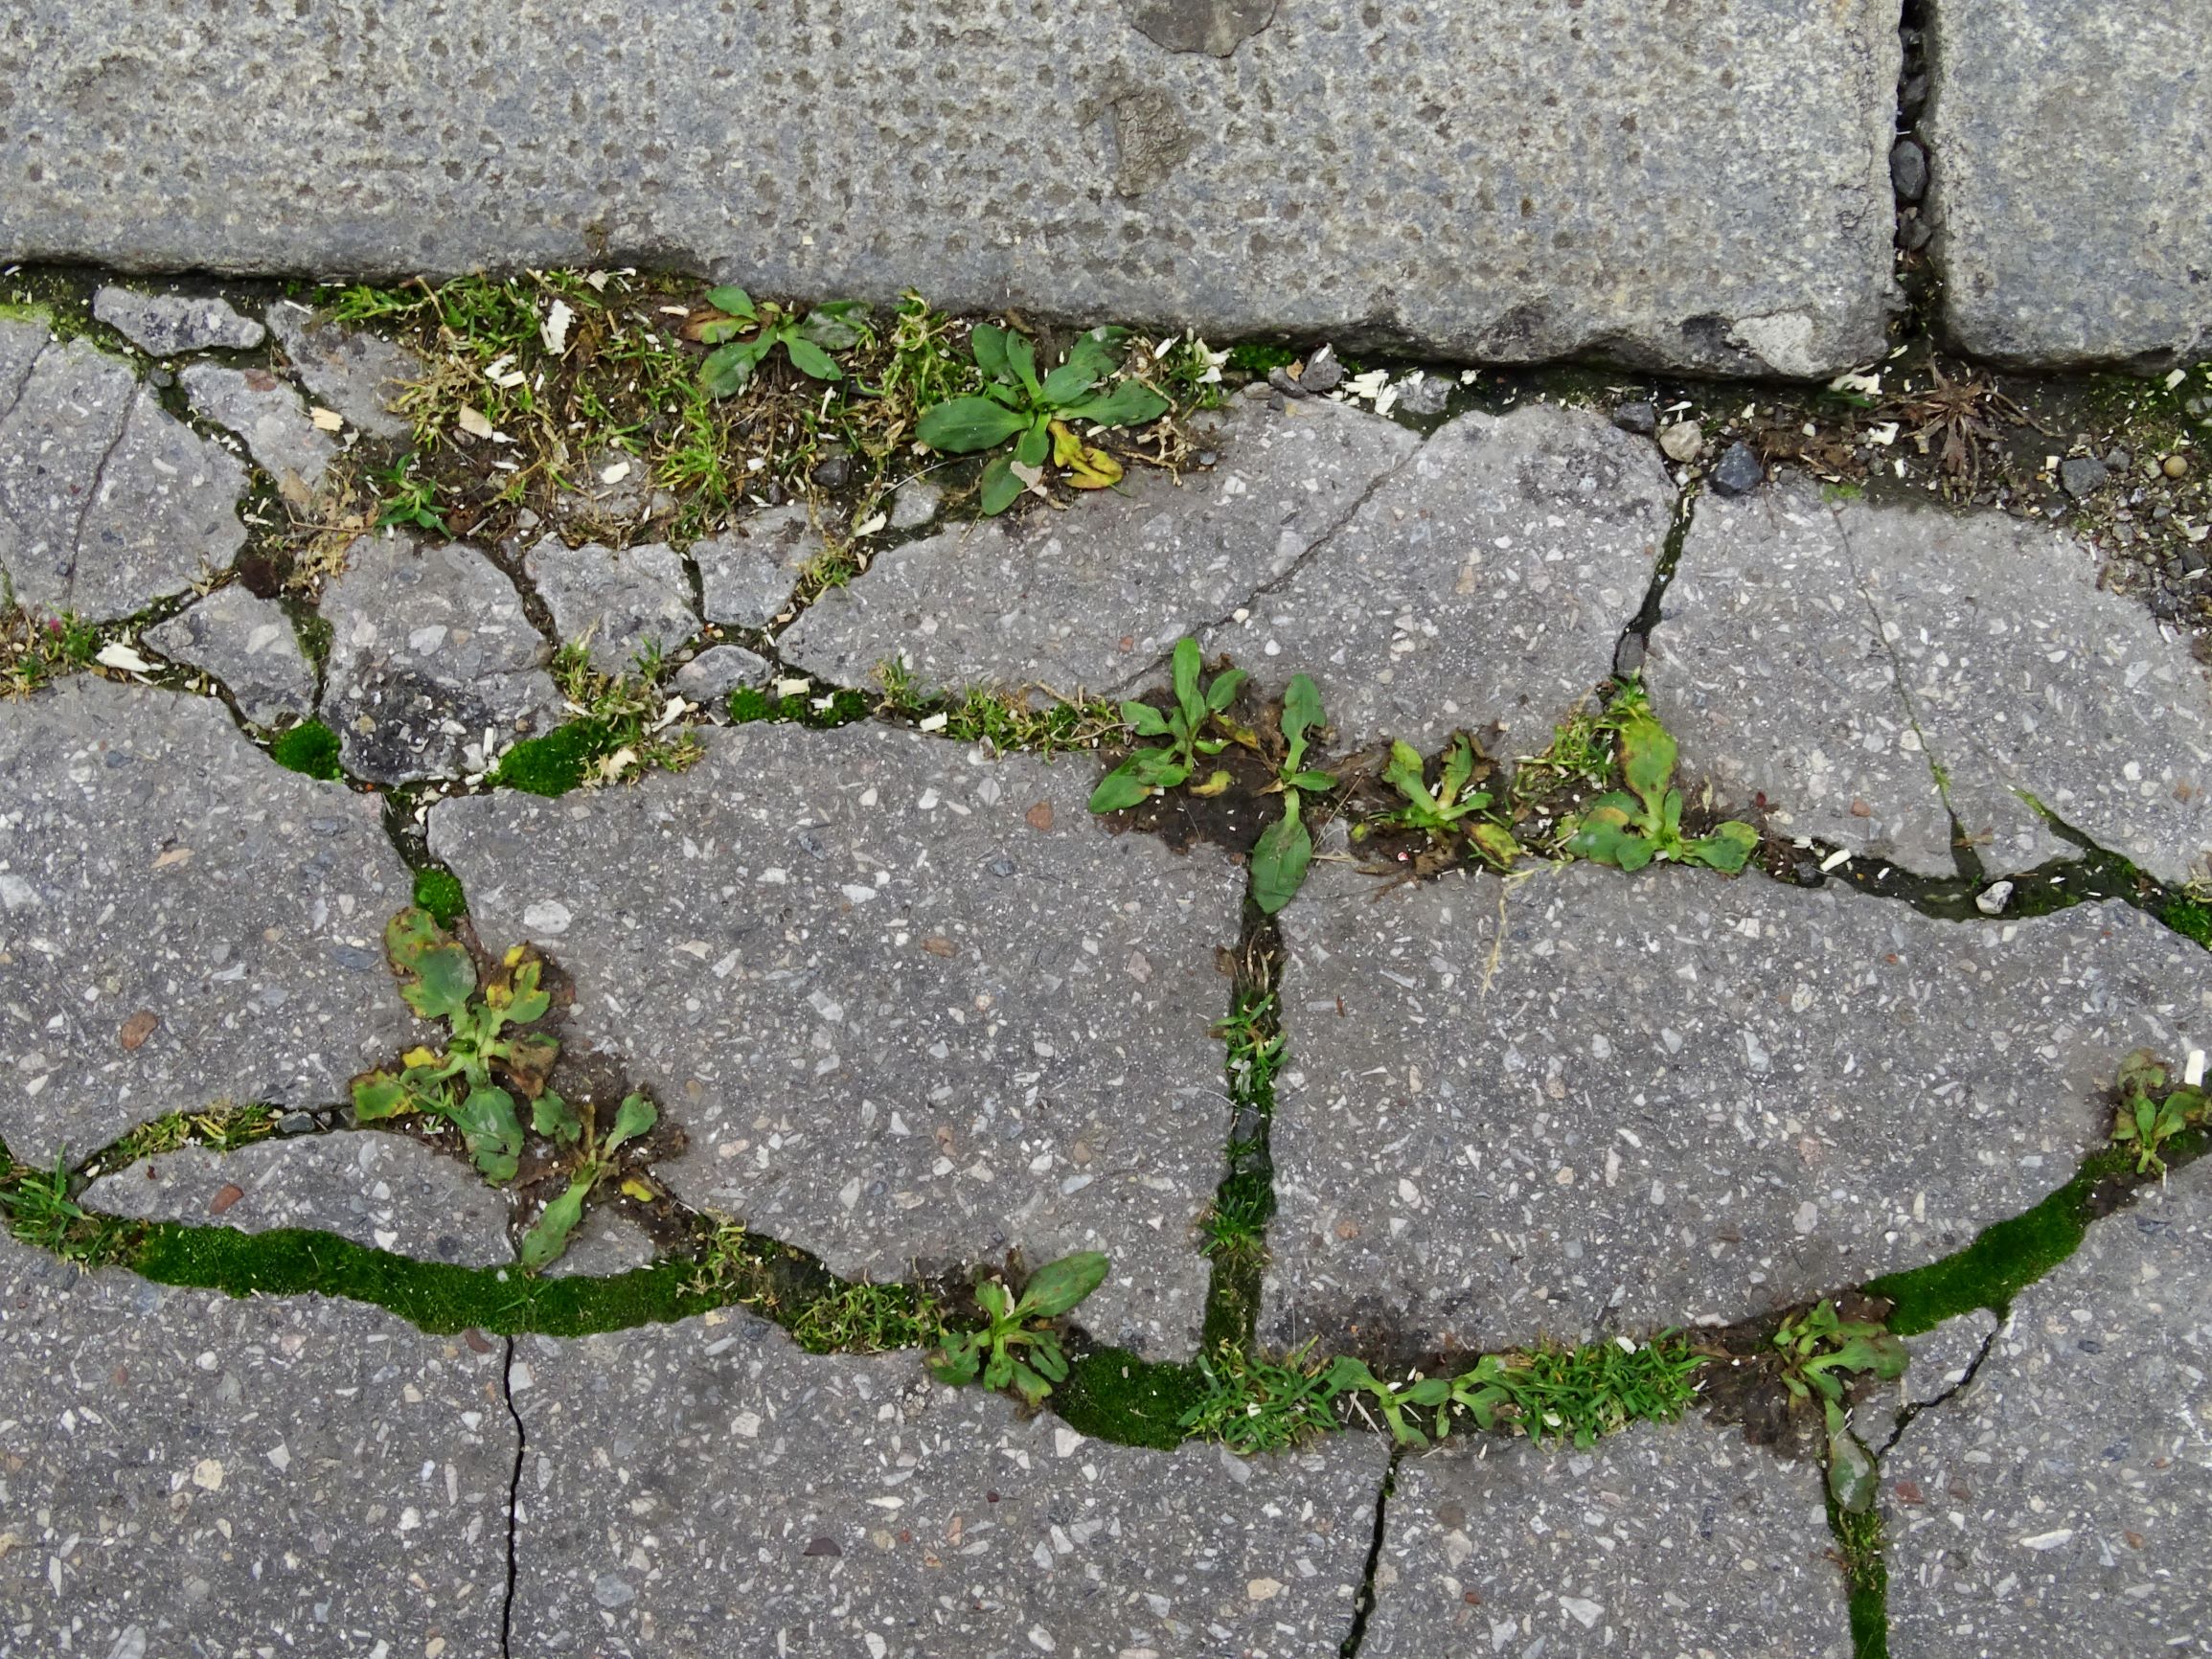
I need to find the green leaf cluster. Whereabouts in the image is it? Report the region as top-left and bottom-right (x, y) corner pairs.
(2112, 1048), (2207, 1173)
(1319, 1336), (1702, 1452)
(1250, 675), (1335, 915)
(697, 286), (871, 398)
(517, 1092), (659, 1271)
(915, 325), (1167, 514)
(1772, 1301), (1908, 1511)
(1374, 734), (1524, 868)
(350, 909), (561, 1183)
(1566, 701), (1759, 874)
(927, 1250), (1109, 1406)
(1088, 639), (1242, 813)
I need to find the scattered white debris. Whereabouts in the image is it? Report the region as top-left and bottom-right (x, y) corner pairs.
(456, 406), (495, 440)
(94, 643), (152, 674)
(308, 405), (344, 432)
(1829, 369), (1882, 397)
(599, 459), (631, 485)
(540, 298), (575, 356)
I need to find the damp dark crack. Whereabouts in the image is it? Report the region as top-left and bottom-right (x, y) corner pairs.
(499, 1334), (526, 1659)
(1337, 1446), (1400, 1657)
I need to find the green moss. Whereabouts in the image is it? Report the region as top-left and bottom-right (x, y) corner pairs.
(1830, 1501), (1889, 1659)
(269, 719), (344, 782)
(727, 686), (871, 728)
(1223, 342), (1298, 375)
(2160, 893), (2212, 948)
(412, 867), (467, 927)
(131, 1220), (719, 1336)
(489, 718), (613, 796)
(1053, 1348), (1209, 1450)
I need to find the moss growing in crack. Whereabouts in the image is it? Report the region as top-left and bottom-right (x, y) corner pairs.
(1198, 935), (1286, 1352)
(728, 685), (871, 727)
(270, 718), (344, 781)
(2161, 892), (2212, 949)
(1829, 1500), (1889, 1659)
(488, 718), (615, 796)
(412, 866), (468, 927)
(876, 660), (1124, 756)
(1052, 1347), (1210, 1450)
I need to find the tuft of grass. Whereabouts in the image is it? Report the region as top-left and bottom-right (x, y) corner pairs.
(1178, 1342), (1342, 1454)
(490, 644), (701, 794)
(0, 1154), (138, 1266)
(90, 1103), (282, 1175)
(876, 660), (1125, 756)
(788, 1280), (942, 1355)
(1443, 1335), (1704, 1447)
(2, 599), (100, 696)
(728, 685), (872, 728)
(412, 867), (467, 927)
(270, 719), (345, 781)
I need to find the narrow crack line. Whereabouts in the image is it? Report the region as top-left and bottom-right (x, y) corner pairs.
(0, 333), (46, 429)
(62, 384), (137, 602)
(1337, 1445), (1401, 1658)
(1109, 430), (1426, 695)
(500, 1334), (526, 1659)
(1615, 473), (1699, 673)
(1879, 1317), (1996, 1457)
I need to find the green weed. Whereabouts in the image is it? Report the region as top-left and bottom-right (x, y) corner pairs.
(490, 643), (701, 794)
(875, 660), (1123, 757)
(789, 1280), (943, 1355)
(0, 1154), (137, 1266)
(92, 1103), (281, 1174)
(1772, 1301), (1906, 1511)
(728, 684), (871, 728)
(1326, 1334), (1704, 1450)
(2, 597), (99, 696)
(1179, 1342), (1343, 1454)
(695, 286), (869, 398)
(1248, 674), (1335, 915)
(928, 1251), (1108, 1407)
(1566, 686), (1760, 873)
(1089, 638), (1241, 811)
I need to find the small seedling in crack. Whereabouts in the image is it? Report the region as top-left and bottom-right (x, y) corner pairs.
(1088, 638), (1242, 812)
(917, 324), (1167, 514)
(1771, 1301), (1906, 1512)
(518, 1092), (658, 1271)
(1179, 1342), (1342, 1454)
(351, 907), (559, 1181)
(1249, 674), (1336, 914)
(693, 286), (871, 398)
(2111, 1047), (2206, 1174)
(1566, 693), (1759, 874)
(927, 1250), (1108, 1407)
(1319, 1336), (1702, 1451)
(1371, 734), (1524, 870)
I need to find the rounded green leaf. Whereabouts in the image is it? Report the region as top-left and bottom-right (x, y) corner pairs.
(700, 340), (760, 398)
(1171, 637), (1203, 719)
(1204, 667), (1246, 712)
(1015, 418), (1051, 469)
(969, 323), (1011, 381)
(978, 452), (1026, 515)
(518, 1176), (591, 1272)
(1060, 379), (1170, 428)
(1250, 799), (1312, 916)
(1018, 1250), (1110, 1318)
(920, 397), (1030, 454)
(704, 284), (755, 320)
(606, 1092), (658, 1153)
(783, 334), (842, 380)
(1004, 331), (1040, 398)
(1283, 674), (1325, 745)
(1040, 360), (1099, 405)
(352, 1071), (408, 1121)
(1087, 757), (1156, 814)
(1120, 700), (1172, 738)
(532, 1088), (582, 1144)
(1619, 712), (1678, 807)
(1689, 819), (1761, 874)
(798, 300), (871, 351)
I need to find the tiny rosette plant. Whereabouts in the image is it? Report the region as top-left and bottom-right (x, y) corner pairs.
(927, 1250), (1108, 1407)
(1567, 704), (1759, 874)
(1250, 674), (1337, 915)
(517, 1091), (659, 1271)
(2112, 1047), (2206, 1174)
(1772, 1301), (1907, 1511)
(694, 286), (870, 398)
(916, 325), (1167, 514)
(1088, 638), (1242, 813)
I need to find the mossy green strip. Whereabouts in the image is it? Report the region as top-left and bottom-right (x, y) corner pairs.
(1829, 1500), (1889, 1659)
(488, 718), (614, 796)
(1053, 1348), (1210, 1450)
(270, 719), (344, 782)
(412, 866), (468, 927)
(728, 686), (871, 727)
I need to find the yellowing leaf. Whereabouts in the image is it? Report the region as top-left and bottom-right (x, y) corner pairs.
(402, 1045), (441, 1069)
(620, 1176), (656, 1202)
(1049, 419), (1123, 489)
(1188, 769), (1232, 798)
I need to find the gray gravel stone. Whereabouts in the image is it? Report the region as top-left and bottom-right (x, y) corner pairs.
(319, 534), (562, 784)
(673, 642), (773, 708)
(180, 361), (338, 500)
(1710, 439), (1765, 496)
(1926, 0), (2212, 368)
(692, 505), (824, 628)
(521, 535), (698, 673)
(144, 582), (318, 726)
(264, 299), (420, 441)
(1651, 476), (2212, 881)
(783, 395), (1417, 698)
(0, 680), (417, 1164)
(1264, 859), (2212, 1356)
(1889, 137), (1929, 203)
(1611, 400), (1658, 437)
(92, 285), (265, 354)
(0, 3), (1900, 376)
(0, 1231), (512, 1657)
(1363, 1414), (1850, 1658)
(888, 476), (942, 531)
(2059, 454), (2109, 499)
(1392, 371), (1451, 418)
(428, 721), (1243, 1356)
(1884, 1160), (2212, 1656)
(1197, 402), (1669, 753)
(83, 1129), (513, 1265)
(508, 1308), (1388, 1656)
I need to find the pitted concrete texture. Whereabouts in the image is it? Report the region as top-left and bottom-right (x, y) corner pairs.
(1363, 1413), (1851, 1658)
(0, 679), (418, 1165)
(1927, 0), (2212, 368)
(1651, 475), (2212, 883)
(1196, 401), (1671, 753)
(507, 1309), (1389, 1657)
(144, 582), (319, 727)
(1265, 858), (2212, 1356)
(0, 1231), (513, 1658)
(1884, 1159), (2212, 1657)
(428, 720), (1243, 1357)
(0, 1), (1899, 376)
(92, 285), (264, 354)
(781, 392), (1417, 697)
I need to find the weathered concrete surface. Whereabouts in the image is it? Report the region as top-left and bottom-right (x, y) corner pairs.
(83, 1129), (513, 1266)
(0, 326), (247, 620)
(429, 721), (1242, 1356)
(1884, 1160), (2212, 1657)
(92, 285), (264, 354)
(1926, 0), (2212, 368)
(508, 1310), (1387, 1657)
(0, 1231), (513, 1657)
(0, 3), (1899, 375)
(144, 581), (319, 726)
(522, 535), (698, 673)
(1651, 477), (2212, 883)
(673, 642), (773, 709)
(1197, 401), (1670, 753)
(265, 300), (419, 442)
(692, 505), (824, 629)
(0, 680), (418, 1164)
(319, 533), (563, 784)
(782, 394), (1417, 696)
(181, 361), (339, 499)
(1265, 860), (2212, 1356)
(1364, 1415), (1850, 1658)
(540, 1206), (657, 1279)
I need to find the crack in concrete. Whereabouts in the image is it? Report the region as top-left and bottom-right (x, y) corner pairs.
(1614, 473), (1699, 674)
(1336, 1444), (1401, 1657)
(1879, 1316), (1997, 1458)
(499, 1336), (527, 1659)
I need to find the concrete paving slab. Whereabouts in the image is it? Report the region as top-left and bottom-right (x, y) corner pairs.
(0, 679), (417, 1164)
(0, 1), (1899, 375)
(1884, 1159), (2212, 1657)
(0, 1231), (513, 1658)
(144, 582), (318, 726)
(1364, 1414), (1851, 1659)
(92, 286), (264, 355)
(428, 721), (1243, 1357)
(522, 535), (699, 675)
(507, 1309), (1388, 1657)
(1265, 859), (2212, 1356)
